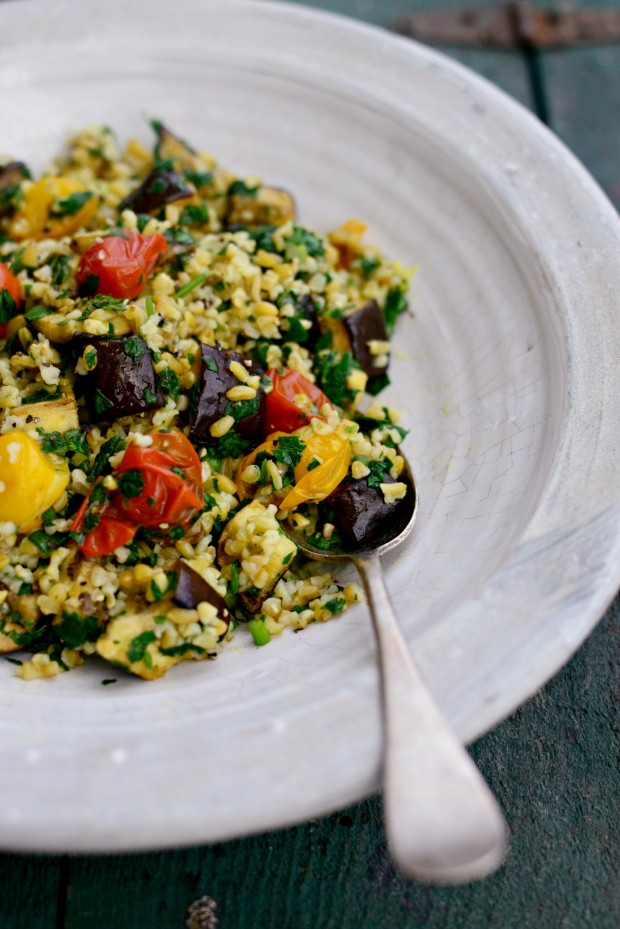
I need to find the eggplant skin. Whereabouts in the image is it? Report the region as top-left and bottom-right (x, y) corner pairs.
(119, 165), (194, 215)
(226, 186), (295, 229)
(0, 161), (30, 191)
(344, 299), (389, 379)
(328, 471), (414, 550)
(173, 561), (230, 640)
(188, 344), (266, 446)
(77, 334), (164, 421)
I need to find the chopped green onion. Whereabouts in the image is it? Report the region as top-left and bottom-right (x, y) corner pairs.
(176, 272), (208, 298)
(247, 618), (271, 647)
(145, 295), (154, 317)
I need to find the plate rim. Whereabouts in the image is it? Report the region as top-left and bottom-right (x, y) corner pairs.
(0, 0), (618, 853)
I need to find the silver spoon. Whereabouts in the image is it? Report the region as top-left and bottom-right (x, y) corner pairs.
(285, 457), (508, 884)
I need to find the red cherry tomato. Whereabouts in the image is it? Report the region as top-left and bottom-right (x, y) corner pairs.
(265, 368), (331, 434)
(71, 492), (137, 558)
(115, 429), (203, 528)
(76, 231), (168, 299)
(0, 263), (23, 338)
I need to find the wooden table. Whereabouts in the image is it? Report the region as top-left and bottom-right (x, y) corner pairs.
(3, 2), (619, 927)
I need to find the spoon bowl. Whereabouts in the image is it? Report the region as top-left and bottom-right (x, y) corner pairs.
(285, 457), (509, 884)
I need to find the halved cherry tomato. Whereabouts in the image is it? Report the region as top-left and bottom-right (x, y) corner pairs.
(265, 368), (331, 434)
(236, 431), (286, 498)
(280, 431), (351, 510)
(115, 429), (203, 528)
(71, 491), (137, 558)
(0, 263), (23, 338)
(236, 425), (351, 511)
(78, 513), (137, 558)
(76, 231), (168, 299)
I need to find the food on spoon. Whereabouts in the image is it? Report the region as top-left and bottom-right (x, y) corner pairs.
(0, 121), (413, 681)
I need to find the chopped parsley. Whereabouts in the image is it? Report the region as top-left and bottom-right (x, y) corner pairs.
(157, 367), (181, 399)
(383, 286), (409, 334)
(224, 396), (260, 423)
(38, 429), (90, 459)
(313, 350), (362, 408)
(50, 190), (94, 217)
(0, 289), (17, 325)
(24, 305), (55, 321)
(48, 254), (71, 287)
(179, 202), (210, 226)
(117, 469), (145, 499)
(122, 336), (144, 361)
(93, 388), (113, 414)
(55, 611), (101, 649)
(286, 226), (325, 258)
(272, 434), (305, 469)
(248, 225), (278, 253)
(90, 434), (126, 480)
(323, 597), (346, 614)
(22, 387), (63, 405)
(228, 179), (259, 198)
(127, 630), (156, 663)
(27, 530), (53, 555)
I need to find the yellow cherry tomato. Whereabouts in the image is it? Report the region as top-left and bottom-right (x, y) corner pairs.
(235, 432), (286, 498)
(9, 177), (99, 240)
(0, 431), (69, 531)
(237, 428), (352, 510)
(280, 431), (351, 510)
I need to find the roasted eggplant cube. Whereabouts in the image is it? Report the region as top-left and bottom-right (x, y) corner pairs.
(329, 472), (414, 550)
(79, 334), (163, 420)
(343, 299), (390, 379)
(119, 165), (195, 215)
(152, 122), (197, 172)
(0, 161), (30, 190)
(173, 561), (230, 640)
(226, 186), (295, 229)
(188, 344), (266, 446)
(0, 161), (30, 215)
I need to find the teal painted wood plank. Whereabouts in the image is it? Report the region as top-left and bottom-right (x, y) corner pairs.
(541, 43), (620, 208)
(58, 601), (619, 929)
(0, 853), (62, 929)
(286, 0), (534, 105)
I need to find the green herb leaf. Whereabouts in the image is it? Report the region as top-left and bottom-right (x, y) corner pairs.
(287, 226), (325, 258)
(228, 179), (259, 198)
(127, 630), (156, 663)
(93, 388), (113, 415)
(55, 611), (101, 649)
(122, 336), (144, 361)
(50, 190), (94, 217)
(90, 435), (125, 480)
(117, 469), (145, 499)
(27, 530), (52, 555)
(38, 428), (90, 458)
(24, 305), (55, 321)
(383, 286), (408, 334)
(157, 367), (181, 399)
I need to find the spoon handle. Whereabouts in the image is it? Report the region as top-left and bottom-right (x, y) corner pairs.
(355, 554), (509, 884)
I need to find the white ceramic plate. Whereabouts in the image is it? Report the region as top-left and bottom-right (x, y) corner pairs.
(0, 0), (618, 853)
